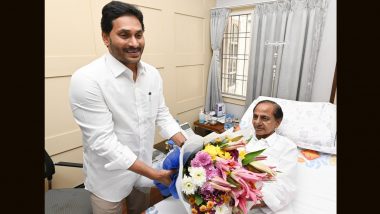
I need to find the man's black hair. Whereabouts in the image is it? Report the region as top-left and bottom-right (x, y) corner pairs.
(253, 100), (283, 120)
(101, 1), (145, 33)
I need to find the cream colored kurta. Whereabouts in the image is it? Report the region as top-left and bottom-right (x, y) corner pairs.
(246, 132), (298, 214)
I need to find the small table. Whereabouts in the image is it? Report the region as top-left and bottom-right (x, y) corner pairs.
(193, 120), (225, 136)
(153, 140), (169, 154)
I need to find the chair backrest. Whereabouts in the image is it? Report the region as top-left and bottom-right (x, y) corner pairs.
(44, 149), (92, 213)
(44, 149), (55, 181)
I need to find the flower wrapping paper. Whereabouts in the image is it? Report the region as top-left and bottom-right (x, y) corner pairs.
(175, 130), (270, 214)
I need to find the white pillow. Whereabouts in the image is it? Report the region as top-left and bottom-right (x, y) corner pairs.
(240, 96), (336, 154)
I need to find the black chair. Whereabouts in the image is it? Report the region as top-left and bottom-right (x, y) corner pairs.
(44, 149), (92, 214)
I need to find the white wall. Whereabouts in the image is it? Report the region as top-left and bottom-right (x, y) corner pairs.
(216, 0), (336, 119)
(45, 0), (216, 189)
(225, 103), (246, 120)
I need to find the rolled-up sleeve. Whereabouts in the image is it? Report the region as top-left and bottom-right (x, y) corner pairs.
(69, 72), (137, 170)
(261, 143), (298, 213)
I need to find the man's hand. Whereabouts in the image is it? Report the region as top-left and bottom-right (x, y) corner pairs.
(129, 160), (176, 186)
(170, 132), (186, 147)
(156, 169), (176, 186)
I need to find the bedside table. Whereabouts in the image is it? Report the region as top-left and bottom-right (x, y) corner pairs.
(193, 120), (225, 136)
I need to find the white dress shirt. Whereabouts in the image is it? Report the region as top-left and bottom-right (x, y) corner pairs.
(69, 52), (181, 202)
(246, 132), (298, 214)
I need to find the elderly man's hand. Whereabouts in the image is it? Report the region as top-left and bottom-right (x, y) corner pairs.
(170, 132), (186, 147)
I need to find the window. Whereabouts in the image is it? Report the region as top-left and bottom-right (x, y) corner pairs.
(221, 11), (252, 99)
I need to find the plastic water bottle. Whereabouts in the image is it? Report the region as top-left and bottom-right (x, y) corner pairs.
(224, 114), (234, 130)
(199, 108), (205, 124)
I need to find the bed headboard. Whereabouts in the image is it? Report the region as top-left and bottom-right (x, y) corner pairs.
(329, 66), (337, 104)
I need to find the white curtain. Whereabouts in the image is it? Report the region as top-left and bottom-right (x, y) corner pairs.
(245, 0), (329, 109)
(205, 8), (230, 112)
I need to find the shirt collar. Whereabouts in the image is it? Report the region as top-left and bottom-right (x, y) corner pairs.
(105, 52), (146, 78)
(253, 132), (278, 147)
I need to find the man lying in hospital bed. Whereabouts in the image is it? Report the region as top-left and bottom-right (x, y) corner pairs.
(151, 96), (336, 214)
(238, 99), (298, 213)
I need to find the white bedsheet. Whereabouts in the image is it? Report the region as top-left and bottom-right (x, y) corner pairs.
(293, 149), (336, 214)
(153, 196), (187, 213)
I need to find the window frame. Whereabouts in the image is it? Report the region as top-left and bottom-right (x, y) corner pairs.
(220, 9), (253, 104)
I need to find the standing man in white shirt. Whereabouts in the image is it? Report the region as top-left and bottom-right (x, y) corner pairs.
(69, 1), (186, 213)
(246, 100), (298, 214)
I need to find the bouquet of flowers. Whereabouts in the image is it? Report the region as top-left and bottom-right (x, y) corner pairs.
(175, 133), (276, 214)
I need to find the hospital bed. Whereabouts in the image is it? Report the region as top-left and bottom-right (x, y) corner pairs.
(151, 96), (336, 214)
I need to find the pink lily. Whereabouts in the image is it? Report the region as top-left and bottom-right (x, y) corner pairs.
(223, 140), (246, 151)
(230, 169), (266, 205)
(238, 196), (247, 214)
(230, 188), (244, 207)
(214, 159), (231, 172)
(246, 185), (263, 205)
(208, 176), (238, 192)
(214, 162), (229, 180)
(232, 168), (267, 183)
(215, 157), (240, 170)
(231, 189), (249, 214)
(210, 176), (237, 188)
(208, 181), (231, 192)
(230, 173), (250, 197)
(215, 157), (240, 180)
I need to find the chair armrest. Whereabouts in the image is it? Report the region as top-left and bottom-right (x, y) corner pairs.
(55, 162), (83, 168)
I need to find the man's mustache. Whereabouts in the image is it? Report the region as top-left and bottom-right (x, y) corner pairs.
(123, 47), (142, 52)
